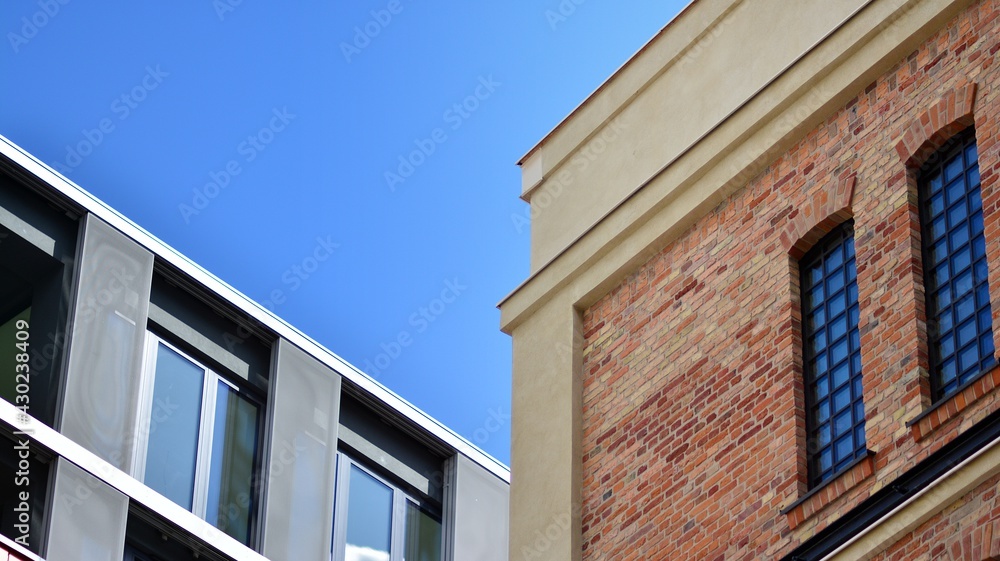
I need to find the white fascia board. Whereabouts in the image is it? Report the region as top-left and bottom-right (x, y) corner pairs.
(0, 135), (510, 484)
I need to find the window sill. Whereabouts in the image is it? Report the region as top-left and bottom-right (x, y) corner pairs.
(906, 366), (1000, 442)
(781, 450), (876, 530)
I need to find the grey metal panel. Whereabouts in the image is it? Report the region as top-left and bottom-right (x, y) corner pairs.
(45, 458), (127, 561)
(338, 394), (446, 502)
(447, 454), (509, 561)
(147, 273), (271, 392)
(262, 338), (341, 561)
(59, 214), (153, 471)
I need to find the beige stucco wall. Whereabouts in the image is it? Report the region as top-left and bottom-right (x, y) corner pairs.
(501, 0), (977, 559)
(521, 0), (872, 272)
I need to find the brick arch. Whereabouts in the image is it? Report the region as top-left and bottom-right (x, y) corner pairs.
(780, 173), (857, 259)
(895, 80), (978, 168)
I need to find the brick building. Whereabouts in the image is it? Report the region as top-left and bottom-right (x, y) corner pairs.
(500, 0), (1000, 559)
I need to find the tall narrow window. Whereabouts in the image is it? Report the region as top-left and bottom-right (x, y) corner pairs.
(134, 334), (262, 545)
(333, 454), (442, 561)
(920, 130), (996, 400)
(801, 221), (865, 488)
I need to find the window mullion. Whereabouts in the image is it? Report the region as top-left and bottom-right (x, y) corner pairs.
(131, 334), (159, 481)
(192, 369), (218, 519)
(391, 487), (406, 561)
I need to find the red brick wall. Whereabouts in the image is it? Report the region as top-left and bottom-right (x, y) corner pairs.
(0, 540), (34, 561)
(581, 1), (1000, 558)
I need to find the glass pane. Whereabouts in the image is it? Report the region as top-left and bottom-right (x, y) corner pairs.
(825, 245), (844, 272)
(945, 153), (964, 182)
(966, 143), (978, 165)
(404, 502), (442, 561)
(345, 466), (393, 561)
(206, 381), (260, 545)
(945, 178), (966, 205)
(144, 344), (204, 510)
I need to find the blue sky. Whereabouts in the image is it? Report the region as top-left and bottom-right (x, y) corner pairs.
(1, 0), (689, 465)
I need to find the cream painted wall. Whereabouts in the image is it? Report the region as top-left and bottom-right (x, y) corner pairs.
(522, 0), (869, 271)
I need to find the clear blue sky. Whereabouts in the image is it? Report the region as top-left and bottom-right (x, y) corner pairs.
(1, 0), (689, 465)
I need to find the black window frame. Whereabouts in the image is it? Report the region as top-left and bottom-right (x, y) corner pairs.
(918, 128), (997, 401)
(800, 220), (867, 488)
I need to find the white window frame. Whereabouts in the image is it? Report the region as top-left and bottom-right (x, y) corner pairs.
(132, 332), (241, 520)
(331, 453), (442, 561)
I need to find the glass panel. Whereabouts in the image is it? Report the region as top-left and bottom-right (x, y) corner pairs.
(817, 402), (830, 423)
(833, 410), (852, 437)
(930, 216), (947, 240)
(206, 381), (260, 545)
(817, 423), (831, 446)
(828, 290), (847, 317)
(830, 338), (849, 366)
(945, 178), (966, 205)
(825, 245), (844, 273)
(834, 434), (855, 462)
(948, 201), (969, 226)
(959, 343), (980, 373)
(344, 466), (393, 561)
(826, 270), (845, 295)
(957, 318), (978, 347)
(819, 449), (832, 474)
(144, 344), (205, 510)
(966, 143), (978, 164)
(832, 385), (851, 413)
(831, 360), (850, 389)
(955, 292), (976, 321)
(951, 225), (970, 254)
(945, 153), (964, 182)
(404, 502), (442, 561)
(928, 192), (945, 217)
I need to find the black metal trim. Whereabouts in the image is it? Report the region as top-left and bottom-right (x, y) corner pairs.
(779, 449), (875, 515)
(905, 364), (998, 428)
(780, 403), (1000, 560)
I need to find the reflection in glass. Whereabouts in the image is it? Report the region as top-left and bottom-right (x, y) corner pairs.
(144, 344), (204, 510)
(404, 501), (442, 561)
(345, 466), (392, 561)
(206, 381), (260, 545)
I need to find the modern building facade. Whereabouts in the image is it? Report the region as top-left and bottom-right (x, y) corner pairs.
(501, 0), (1000, 559)
(0, 135), (509, 561)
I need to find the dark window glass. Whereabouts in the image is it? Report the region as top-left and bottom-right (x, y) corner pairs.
(802, 221), (866, 487)
(139, 338), (262, 545)
(920, 131), (996, 399)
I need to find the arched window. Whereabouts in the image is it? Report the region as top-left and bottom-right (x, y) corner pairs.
(801, 220), (865, 487)
(919, 129), (996, 400)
